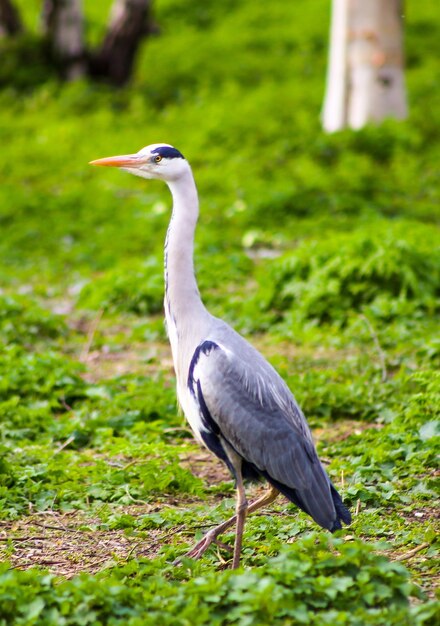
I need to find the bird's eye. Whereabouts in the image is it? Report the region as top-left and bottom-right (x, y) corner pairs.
(154, 155), (162, 163)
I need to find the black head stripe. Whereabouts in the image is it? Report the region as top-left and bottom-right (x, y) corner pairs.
(152, 146), (185, 160)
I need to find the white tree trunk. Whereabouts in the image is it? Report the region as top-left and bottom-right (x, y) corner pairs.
(322, 0), (407, 132)
(322, 0), (349, 133)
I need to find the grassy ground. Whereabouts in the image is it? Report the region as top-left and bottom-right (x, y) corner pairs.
(0, 0), (439, 624)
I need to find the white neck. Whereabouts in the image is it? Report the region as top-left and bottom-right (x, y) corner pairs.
(164, 169), (207, 337)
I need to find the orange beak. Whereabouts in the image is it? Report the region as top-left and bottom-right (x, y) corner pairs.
(89, 154), (145, 168)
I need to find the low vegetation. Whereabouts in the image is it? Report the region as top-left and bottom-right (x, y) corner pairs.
(0, 0), (439, 624)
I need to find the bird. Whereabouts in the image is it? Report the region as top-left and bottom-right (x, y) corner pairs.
(90, 144), (351, 568)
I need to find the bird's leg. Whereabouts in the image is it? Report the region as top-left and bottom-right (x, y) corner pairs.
(232, 469), (247, 569)
(246, 484), (280, 515)
(173, 485), (280, 565)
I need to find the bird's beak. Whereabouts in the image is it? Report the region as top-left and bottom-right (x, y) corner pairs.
(89, 154), (146, 168)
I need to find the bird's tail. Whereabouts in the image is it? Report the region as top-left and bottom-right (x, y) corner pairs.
(264, 473), (351, 532)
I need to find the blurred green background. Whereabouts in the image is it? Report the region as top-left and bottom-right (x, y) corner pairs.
(1, 0), (439, 290)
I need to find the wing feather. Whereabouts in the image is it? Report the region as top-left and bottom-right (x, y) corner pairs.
(187, 335), (340, 529)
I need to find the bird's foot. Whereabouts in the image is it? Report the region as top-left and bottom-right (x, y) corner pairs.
(173, 526), (232, 565)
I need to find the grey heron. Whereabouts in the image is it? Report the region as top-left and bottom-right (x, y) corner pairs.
(90, 144), (351, 568)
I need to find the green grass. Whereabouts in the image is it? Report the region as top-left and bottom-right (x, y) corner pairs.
(1, 535), (435, 626)
(0, 0), (439, 624)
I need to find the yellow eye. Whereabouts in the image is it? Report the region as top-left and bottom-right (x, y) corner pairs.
(154, 155), (162, 163)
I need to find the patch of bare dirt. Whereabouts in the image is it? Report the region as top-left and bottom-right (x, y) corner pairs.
(180, 449), (232, 487)
(399, 504), (440, 526)
(81, 342), (174, 383)
(0, 510), (165, 578)
(255, 336), (359, 370)
(0, 446), (284, 578)
(0, 497), (224, 579)
(313, 418), (383, 445)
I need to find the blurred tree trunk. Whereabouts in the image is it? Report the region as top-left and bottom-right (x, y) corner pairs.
(1, 0), (155, 86)
(42, 0), (86, 80)
(0, 0), (22, 37)
(90, 0), (155, 86)
(323, 0), (408, 132)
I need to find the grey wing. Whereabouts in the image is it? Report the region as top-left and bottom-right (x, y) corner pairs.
(188, 337), (339, 530)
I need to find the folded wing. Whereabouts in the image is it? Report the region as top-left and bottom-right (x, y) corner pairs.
(187, 336), (351, 531)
